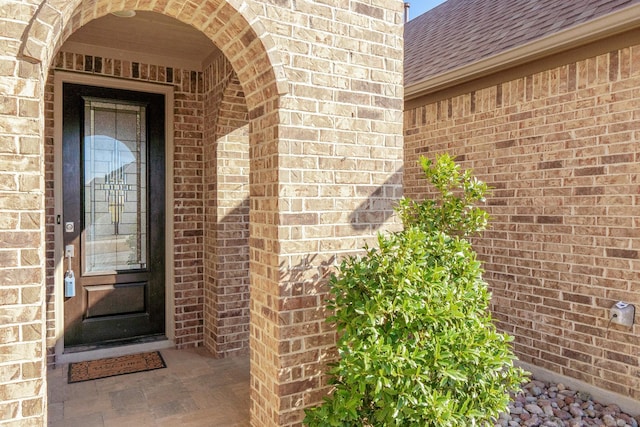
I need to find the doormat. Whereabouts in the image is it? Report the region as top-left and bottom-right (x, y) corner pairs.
(67, 351), (166, 383)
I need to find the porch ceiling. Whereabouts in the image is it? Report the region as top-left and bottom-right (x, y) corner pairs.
(66, 11), (219, 69)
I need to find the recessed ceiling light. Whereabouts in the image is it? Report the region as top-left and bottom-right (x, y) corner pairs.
(111, 10), (136, 18)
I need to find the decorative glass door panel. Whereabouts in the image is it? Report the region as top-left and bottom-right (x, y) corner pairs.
(83, 99), (148, 274)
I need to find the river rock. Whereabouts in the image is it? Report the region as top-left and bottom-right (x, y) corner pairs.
(495, 377), (637, 427)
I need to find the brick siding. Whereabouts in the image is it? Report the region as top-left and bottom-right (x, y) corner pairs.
(203, 54), (251, 357)
(2, 0), (404, 425)
(405, 43), (640, 402)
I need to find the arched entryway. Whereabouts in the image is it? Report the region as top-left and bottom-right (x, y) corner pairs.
(5, 1), (406, 425)
(26, 1), (287, 425)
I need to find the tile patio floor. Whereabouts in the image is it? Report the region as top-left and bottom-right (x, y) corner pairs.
(47, 348), (251, 426)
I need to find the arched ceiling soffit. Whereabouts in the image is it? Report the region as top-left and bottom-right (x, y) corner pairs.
(20, 0), (288, 110)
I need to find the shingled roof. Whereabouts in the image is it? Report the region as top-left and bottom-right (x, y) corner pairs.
(405, 0), (640, 90)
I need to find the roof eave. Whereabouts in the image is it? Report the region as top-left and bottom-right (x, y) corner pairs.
(405, 3), (640, 100)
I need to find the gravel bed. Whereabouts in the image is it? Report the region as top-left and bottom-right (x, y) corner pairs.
(496, 379), (640, 427)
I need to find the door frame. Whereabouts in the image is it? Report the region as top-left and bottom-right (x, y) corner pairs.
(53, 71), (175, 363)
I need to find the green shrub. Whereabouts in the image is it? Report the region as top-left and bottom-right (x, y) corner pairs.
(396, 155), (490, 238)
(304, 154), (527, 427)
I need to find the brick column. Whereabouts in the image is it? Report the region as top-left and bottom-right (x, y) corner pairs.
(0, 10), (47, 424)
(247, 1), (406, 425)
(204, 57), (251, 357)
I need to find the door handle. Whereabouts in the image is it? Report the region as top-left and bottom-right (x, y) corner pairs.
(64, 245), (76, 297)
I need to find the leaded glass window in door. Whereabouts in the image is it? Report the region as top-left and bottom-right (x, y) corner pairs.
(83, 98), (147, 274)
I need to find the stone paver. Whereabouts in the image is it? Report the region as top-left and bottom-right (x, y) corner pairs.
(47, 348), (250, 426)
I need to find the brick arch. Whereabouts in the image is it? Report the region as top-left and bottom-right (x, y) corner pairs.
(21, 0), (287, 110)
(31, 1), (286, 425)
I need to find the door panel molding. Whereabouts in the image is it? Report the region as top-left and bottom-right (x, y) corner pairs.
(53, 71), (175, 361)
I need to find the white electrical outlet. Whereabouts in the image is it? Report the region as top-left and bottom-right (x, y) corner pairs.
(610, 301), (635, 328)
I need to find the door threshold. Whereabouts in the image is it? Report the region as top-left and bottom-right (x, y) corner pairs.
(56, 338), (174, 366)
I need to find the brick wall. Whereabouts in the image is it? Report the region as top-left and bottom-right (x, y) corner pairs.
(405, 43), (640, 403)
(203, 54), (251, 357)
(171, 65), (206, 349)
(3, 0), (405, 425)
(0, 2), (46, 424)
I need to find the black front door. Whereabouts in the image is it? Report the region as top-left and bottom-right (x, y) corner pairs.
(63, 83), (166, 349)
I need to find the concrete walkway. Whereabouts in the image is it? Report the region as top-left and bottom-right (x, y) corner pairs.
(47, 348), (250, 426)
